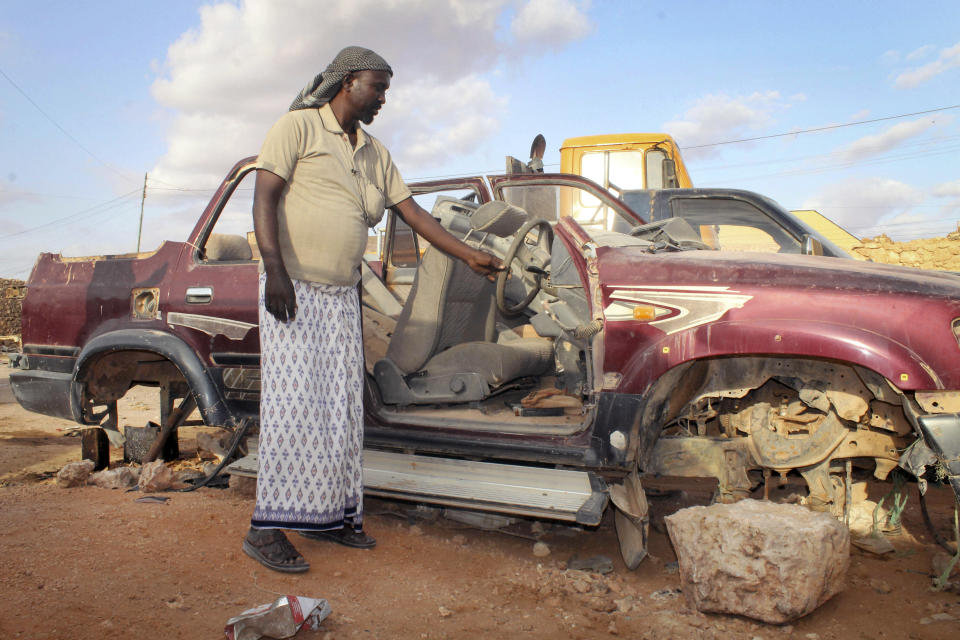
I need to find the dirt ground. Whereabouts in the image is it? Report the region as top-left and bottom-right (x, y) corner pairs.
(1, 368), (959, 639)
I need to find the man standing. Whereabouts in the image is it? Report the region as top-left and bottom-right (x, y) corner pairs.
(243, 47), (502, 573)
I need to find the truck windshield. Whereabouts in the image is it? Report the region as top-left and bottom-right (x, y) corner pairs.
(581, 150), (645, 193)
(668, 197), (802, 254)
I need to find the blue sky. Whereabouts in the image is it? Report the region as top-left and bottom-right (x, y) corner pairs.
(1, 0), (958, 278)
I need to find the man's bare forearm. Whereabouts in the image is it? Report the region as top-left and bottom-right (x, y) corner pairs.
(253, 169), (298, 321)
(391, 197), (503, 275)
(252, 169), (288, 276)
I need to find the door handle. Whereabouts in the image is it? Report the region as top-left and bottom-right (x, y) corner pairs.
(185, 287), (213, 304)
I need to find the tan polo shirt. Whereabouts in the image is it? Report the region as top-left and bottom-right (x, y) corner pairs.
(256, 104), (412, 285)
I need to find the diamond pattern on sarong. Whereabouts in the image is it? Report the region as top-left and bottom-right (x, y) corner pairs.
(252, 274), (364, 531)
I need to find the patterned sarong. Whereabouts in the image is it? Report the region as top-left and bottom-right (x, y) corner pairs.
(251, 273), (365, 532)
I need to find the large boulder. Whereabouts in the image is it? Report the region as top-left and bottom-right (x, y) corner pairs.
(56, 460), (95, 487)
(138, 460), (176, 493)
(665, 499), (849, 624)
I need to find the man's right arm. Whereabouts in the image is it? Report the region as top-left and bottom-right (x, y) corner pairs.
(253, 169), (297, 322)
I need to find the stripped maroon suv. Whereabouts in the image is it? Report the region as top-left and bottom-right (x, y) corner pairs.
(11, 158), (960, 565)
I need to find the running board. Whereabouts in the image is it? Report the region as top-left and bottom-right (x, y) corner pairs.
(226, 449), (608, 526)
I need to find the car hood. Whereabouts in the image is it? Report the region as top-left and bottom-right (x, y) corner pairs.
(596, 248), (960, 299)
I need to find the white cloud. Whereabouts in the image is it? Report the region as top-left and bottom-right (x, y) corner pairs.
(880, 50), (899, 65)
(933, 179), (960, 198)
(148, 0), (593, 190)
(511, 0), (593, 48)
(0, 185), (41, 211)
(662, 91), (793, 158)
(906, 44), (935, 61)
(802, 177), (923, 233)
(378, 75), (508, 170)
(836, 117), (941, 161)
(894, 41), (960, 88)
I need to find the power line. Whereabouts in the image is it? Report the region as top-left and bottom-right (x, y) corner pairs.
(408, 105), (960, 181)
(693, 132), (960, 173)
(0, 189), (140, 241)
(680, 104), (960, 150)
(706, 143), (960, 185)
(0, 66), (140, 185)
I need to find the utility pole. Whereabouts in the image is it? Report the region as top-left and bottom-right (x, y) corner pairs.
(136, 172), (147, 252)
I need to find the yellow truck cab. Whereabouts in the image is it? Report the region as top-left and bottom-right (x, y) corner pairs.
(559, 134), (693, 193)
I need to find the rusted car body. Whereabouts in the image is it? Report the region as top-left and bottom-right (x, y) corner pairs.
(10, 158), (960, 561)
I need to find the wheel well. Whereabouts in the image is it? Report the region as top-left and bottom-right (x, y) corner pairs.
(78, 349), (186, 405)
(635, 355), (904, 469)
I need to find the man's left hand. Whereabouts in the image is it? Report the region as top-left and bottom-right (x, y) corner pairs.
(467, 250), (504, 279)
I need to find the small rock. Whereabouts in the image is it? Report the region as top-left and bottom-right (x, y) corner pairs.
(851, 534), (895, 555)
(409, 525), (423, 536)
(571, 578), (591, 594)
(196, 431), (231, 461)
(568, 555), (613, 574)
(650, 588), (681, 601)
(406, 504), (442, 523)
(533, 542), (551, 557)
(607, 620), (618, 635)
(869, 578), (893, 594)
(804, 633), (819, 639)
(333, 571), (343, 578)
(229, 475), (257, 498)
(139, 460), (176, 493)
(451, 534), (467, 546)
(932, 551), (960, 578)
(931, 612), (955, 622)
(57, 460), (95, 487)
(175, 468), (204, 483)
(89, 466), (138, 489)
(438, 606), (453, 618)
(531, 521), (546, 536)
(589, 597), (617, 613)
(919, 617), (932, 625)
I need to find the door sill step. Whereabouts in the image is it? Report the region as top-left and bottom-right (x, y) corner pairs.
(226, 448), (607, 525)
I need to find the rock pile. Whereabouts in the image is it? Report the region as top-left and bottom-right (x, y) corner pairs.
(851, 231), (960, 270)
(0, 278), (25, 350)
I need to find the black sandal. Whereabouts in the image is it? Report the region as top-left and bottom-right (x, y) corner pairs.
(243, 528), (310, 573)
(300, 528), (376, 549)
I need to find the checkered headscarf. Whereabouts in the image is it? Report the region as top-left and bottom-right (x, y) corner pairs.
(289, 46), (393, 111)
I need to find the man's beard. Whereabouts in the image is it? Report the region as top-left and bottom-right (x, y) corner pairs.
(361, 105), (380, 125)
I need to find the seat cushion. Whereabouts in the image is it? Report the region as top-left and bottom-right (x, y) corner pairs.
(205, 233), (253, 261)
(469, 201), (528, 237)
(419, 338), (554, 387)
(386, 248), (494, 373)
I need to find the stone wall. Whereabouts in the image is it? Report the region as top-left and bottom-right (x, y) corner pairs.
(851, 230), (960, 270)
(0, 279), (25, 350)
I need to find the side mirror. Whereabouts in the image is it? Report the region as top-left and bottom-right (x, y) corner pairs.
(801, 234), (824, 256)
(662, 158), (679, 188)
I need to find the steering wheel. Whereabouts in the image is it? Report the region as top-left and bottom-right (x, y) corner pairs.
(496, 218), (553, 316)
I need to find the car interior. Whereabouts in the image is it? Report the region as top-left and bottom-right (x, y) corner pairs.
(361, 197), (597, 436)
(195, 168), (703, 437)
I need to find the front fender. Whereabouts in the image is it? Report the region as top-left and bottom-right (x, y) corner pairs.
(616, 318), (940, 394)
(73, 329), (237, 427)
